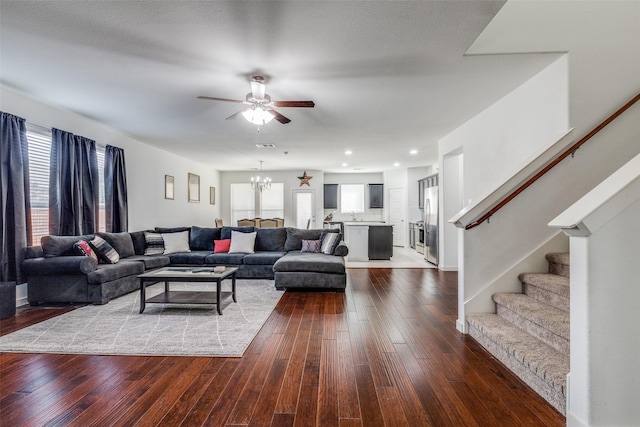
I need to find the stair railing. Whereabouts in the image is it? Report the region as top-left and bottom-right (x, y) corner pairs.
(464, 93), (640, 230)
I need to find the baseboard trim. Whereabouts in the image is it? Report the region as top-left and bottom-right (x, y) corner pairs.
(439, 266), (458, 271)
(566, 411), (588, 427)
(16, 297), (29, 307)
(456, 318), (467, 334)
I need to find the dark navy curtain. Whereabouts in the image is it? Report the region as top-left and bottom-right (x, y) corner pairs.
(49, 129), (99, 235)
(104, 145), (128, 232)
(0, 112), (32, 284)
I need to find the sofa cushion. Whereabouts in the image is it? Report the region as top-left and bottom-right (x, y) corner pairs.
(242, 251), (286, 265)
(73, 240), (99, 263)
(229, 230), (256, 254)
(155, 226), (190, 234)
(205, 253), (246, 265)
(162, 230), (191, 254)
(89, 236), (120, 264)
(42, 234), (94, 257)
(273, 251), (345, 275)
(144, 232), (165, 255)
(190, 226), (221, 251)
(301, 239), (322, 253)
(129, 230), (149, 255)
(284, 228), (338, 252)
(214, 239), (231, 253)
(122, 255), (171, 270)
(98, 232), (135, 258)
(320, 231), (341, 255)
(167, 251), (210, 265)
(255, 228), (287, 252)
(221, 226), (254, 240)
(86, 262), (143, 285)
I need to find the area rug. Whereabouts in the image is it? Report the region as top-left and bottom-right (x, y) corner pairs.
(0, 279), (283, 357)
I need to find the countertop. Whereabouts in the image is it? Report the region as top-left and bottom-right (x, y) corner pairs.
(342, 221), (391, 226)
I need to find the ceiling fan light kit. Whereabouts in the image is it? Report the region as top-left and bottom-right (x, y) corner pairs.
(198, 75), (314, 126)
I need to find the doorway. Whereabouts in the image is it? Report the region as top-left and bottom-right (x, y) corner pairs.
(292, 189), (315, 229)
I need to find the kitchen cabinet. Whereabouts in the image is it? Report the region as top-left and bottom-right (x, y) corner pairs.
(324, 184), (338, 209)
(368, 184), (383, 208)
(418, 178), (426, 209)
(368, 225), (393, 260)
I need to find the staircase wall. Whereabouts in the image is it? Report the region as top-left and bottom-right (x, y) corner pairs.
(440, 59), (640, 332)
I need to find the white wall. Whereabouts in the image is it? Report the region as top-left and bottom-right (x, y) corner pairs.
(323, 172), (384, 223)
(1, 87), (221, 303)
(437, 56), (570, 329)
(441, 152), (462, 270)
(220, 169), (324, 228)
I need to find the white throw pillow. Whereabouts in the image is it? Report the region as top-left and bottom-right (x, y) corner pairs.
(162, 230), (191, 254)
(229, 230), (256, 254)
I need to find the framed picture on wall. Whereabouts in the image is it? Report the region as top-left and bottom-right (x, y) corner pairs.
(165, 175), (174, 200)
(210, 187), (216, 205)
(188, 173), (200, 203)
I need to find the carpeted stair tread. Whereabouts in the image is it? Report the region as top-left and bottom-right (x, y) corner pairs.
(518, 273), (570, 312)
(467, 313), (567, 414)
(466, 313), (568, 390)
(493, 293), (569, 353)
(545, 252), (570, 278)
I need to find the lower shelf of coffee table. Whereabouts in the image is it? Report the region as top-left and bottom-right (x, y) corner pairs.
(145, 291), (231, 305)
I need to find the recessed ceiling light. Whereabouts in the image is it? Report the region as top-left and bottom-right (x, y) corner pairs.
(410, 149), (418, 155)
(342, 163), (348, 167)
(393, 162), (400, 167)
(345, 150), (352, 155)
(256, 143), (276, 148)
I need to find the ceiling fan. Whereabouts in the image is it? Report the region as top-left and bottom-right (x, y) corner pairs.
(197, 75), (314, 125)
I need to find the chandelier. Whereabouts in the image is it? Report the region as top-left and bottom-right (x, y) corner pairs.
(251, 161), (272, 191)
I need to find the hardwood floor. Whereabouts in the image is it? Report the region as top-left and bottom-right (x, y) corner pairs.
(0, 268), (565, 426)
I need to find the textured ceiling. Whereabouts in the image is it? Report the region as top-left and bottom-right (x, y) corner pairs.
(0, 1), (559, 172)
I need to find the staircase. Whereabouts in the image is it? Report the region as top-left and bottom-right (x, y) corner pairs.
(466, 253), (570, 414)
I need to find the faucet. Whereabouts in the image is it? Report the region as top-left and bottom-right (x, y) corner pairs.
(351, 211), (356, 221)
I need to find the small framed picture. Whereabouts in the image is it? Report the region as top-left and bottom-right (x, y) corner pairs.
(188, 173), (200, 203)
(210, 187), (216, 205)
(165, 175), (174, 200)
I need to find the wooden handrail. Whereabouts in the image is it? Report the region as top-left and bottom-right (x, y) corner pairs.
(466, 92), (640, 230)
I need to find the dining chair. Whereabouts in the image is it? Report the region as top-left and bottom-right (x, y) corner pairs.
(260, 218), (278, 228)
(215, 218), (223, 227)
(237, 219), (255, 226)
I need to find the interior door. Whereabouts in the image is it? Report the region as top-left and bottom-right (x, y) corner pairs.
(292, 189), (315, 229)
(388, 187), (405, 246)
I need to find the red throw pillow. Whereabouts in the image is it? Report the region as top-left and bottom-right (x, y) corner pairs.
(214, 239), (231, 253)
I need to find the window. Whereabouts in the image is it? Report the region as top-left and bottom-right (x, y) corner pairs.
(340, 184), (365, 213)
(230, 183), (255, 225)
(260, 183), (284, 219)
(26, 125), (51, 245)
(26, 124), (106, 244)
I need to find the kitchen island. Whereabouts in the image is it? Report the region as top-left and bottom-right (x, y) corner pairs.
(342, 222), (393, 261)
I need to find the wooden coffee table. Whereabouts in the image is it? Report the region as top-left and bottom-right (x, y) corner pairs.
(137, 266), (238, 315)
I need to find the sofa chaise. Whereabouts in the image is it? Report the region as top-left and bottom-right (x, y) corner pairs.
(22, 226), (348, 305)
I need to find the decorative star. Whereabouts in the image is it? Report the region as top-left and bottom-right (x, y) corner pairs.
(298, 171), (313, 186)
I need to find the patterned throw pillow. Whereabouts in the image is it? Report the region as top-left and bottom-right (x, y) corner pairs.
(320, 232), (341, 255)
(144, 232), (165, 255)
(214, 239), (231, 253)
(301, 239), (322, 253)
(89, 235), (120, 264)
(73, 240), (98, 263)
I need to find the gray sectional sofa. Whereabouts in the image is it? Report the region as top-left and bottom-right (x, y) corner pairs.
(22, 226), (348, 306)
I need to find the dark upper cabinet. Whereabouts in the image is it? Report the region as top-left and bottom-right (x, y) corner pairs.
(368, 184), (383, 208)
(324, 184), (338, 209)
(418, 178), (426, 209)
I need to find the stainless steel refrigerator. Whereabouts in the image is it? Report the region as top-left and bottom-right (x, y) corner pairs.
(422, 175), (438, 265)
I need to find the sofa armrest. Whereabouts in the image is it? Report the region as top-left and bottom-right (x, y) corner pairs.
(25, 246), (44, 259)
(334, 241), (349, 257)
(22, 256), (98, 276)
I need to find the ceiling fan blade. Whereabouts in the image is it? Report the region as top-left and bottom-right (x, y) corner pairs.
(197, 96), (245, 103)
(268, 109), (291, 124)
(225, 108), (249, 120)
(251, 81), (266, 100)
(272, 100), (315, 108)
